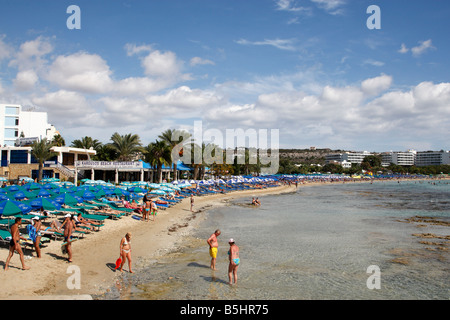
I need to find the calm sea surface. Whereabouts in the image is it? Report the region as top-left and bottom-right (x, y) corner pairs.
(101, 180), (450, 300)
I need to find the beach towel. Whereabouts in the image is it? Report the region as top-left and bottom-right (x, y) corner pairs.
(26, 224), (37, 242)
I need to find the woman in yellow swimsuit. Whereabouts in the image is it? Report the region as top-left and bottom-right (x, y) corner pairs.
(119, 232), (133, 273)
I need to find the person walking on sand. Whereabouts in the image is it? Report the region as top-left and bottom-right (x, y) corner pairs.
(207, 229), (221, 270)
(27, 217), (42, 258)
(143, 198), (151, 222)
(228, 238), (240, 285)
(4, 217), (30, 270)
(119, 232), (133, 273)
(190, 194), (194, 212)
(150, 199), (158, 221)
(62, 214), (74, 262)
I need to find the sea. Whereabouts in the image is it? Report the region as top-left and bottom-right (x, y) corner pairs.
(99, 180), (450, 300)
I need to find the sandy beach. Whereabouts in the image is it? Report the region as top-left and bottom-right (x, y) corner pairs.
(0, 184), (295, 299)
(1, 176), (447, 300)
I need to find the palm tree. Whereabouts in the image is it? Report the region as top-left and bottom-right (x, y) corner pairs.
(158, 129), (191, 181)
(71, 136), (102, 151)
(109, 132), (142, 161)
(187, 142), (207, 180)
(94, 144), (118, 161)
(30, 138), (58, 182)
(144, 140), (171, 183)
(52, 134), (65, 147)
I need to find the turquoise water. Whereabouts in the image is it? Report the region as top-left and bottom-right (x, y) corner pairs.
(102, 180), (450, 300)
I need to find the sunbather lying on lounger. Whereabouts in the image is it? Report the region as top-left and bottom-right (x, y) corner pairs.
(61, 214), (91, 234)
(75, 213), (102, 231)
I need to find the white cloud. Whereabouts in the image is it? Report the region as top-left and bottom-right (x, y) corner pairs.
(0, 35), (13, 62)
(361, 74), (392, 96)
(124, 43), (152, 56)
(398, 43), (409, 54)
(145, 86), (221, 115)
(32, 90), (102, 127)
(310, 0), (346, 15)
(8, 36), (53, 71)
(411, 39), (435, 57)
(46, 52), (113, 94)
(275, 0), (309, 12)
(398, 39), (435, 57)
(141, 50), (182, 79)
(363, 59), (385, 67)
(114, 77), (170, 96)
(13, 69), (38, 91)
(235, 38), (297, 51)
(190, 57), (215, 66)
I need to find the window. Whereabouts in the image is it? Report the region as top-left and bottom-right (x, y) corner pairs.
(4, 128), (17, 138)
(4, 117), (18, 127)
(5, 106), (19, 115)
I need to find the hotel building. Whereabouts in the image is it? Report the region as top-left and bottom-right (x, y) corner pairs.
(415, 151), (450, 167)
(325, 151), (373, 166)
(381, 150), (416, 167)
(0, 104), (57, 146)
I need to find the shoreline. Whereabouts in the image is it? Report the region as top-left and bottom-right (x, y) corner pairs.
(0, 184), (295, 299)
(0, 177), (448, 300)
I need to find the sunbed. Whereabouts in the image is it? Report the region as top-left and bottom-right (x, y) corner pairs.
(0, 228), (11, 246)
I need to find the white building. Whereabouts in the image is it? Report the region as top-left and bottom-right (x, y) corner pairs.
(415, 151), (450, 167)
(0, 104), (57, 147)
(381, 150), (416, 167)
(325, 151), (373, 166)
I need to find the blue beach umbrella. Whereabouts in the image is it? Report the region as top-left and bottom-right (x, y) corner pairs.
(112, 188), (130, 197)
(149, 189), (166, 195)
(75, 190), (96, 200)
(23, 182), (42, 191)
(7, 185), (22, 192)
(53, 193), (80, 206)
(128, 186), (145, 193)
(11, 190), (37, 200)
(42, 183), (59, 190)
(28, 197), (61, 211)
(34, 189), (53, 198)
(0, 194), (10, 201)
(0, 200), (32, 217)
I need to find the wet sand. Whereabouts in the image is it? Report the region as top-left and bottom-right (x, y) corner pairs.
(0, 184), (294, 299)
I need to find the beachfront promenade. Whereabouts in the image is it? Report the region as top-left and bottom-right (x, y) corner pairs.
(0, 173), (445, 299)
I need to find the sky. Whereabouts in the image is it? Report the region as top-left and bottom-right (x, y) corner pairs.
(0, 0), (449, 152)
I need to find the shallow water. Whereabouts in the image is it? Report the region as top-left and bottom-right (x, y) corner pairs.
(101, 180), (450, 300)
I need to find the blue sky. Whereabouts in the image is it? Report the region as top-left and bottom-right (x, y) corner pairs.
(0, 0), (449, 151)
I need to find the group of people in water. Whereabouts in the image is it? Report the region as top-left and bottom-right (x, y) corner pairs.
(251, 197), (261, 206)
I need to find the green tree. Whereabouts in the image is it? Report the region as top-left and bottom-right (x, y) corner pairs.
(144, 140), (171, 183)
(30, 138), (58, 182)
(109, 132), (142, 161)
(71, 136), (102, 151)
(52, 134), (65, 147)
(158, 129), (191, 181)
(361, 155), (382, 171)
(94, 144), (118, 161)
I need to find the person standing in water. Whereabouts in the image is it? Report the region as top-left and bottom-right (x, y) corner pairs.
(207, 229), (221, 270)
(228, 238), (240, 285)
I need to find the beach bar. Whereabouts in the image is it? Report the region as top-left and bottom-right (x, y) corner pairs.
(75, 160), (145, 185)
